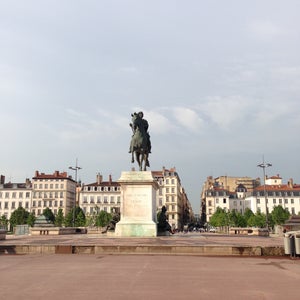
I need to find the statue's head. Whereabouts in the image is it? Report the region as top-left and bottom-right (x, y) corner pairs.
(138, 111), (144, 118)
(161, 205), (167, 213)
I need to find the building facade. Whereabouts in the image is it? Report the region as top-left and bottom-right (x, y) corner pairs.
(0, 175), (32, 220)
(79, 174), (121, 216)
(31, 171), (76, 217)
(203, 174), (300, 222)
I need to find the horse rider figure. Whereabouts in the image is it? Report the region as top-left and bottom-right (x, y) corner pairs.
(129, 111), (152, 154)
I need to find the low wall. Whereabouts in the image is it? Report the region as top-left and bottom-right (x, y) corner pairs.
(229, 228), (269, 236)
(30, 227), (87, 235)
(0, 229), (6, 240)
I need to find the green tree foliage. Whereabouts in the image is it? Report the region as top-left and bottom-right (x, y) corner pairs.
(247, 211), (266, 228)
(43, 207), (55, 223)
(95, 210), (112, 227)
(64, 206), (86, 227)
(229, 210), (247, 227)
(244, 208), (254, 224)
(9, 207), (29, 228)
(0, 215), (9, 229)
(209, 207), (229, 227)
(54, 208), (64, 227)
(271, 206), (290, 225)
(27, 213), (36, 227)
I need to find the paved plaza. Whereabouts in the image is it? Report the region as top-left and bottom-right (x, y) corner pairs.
(1, 254), (300, 300)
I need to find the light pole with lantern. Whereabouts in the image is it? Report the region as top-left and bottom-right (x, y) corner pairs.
(69, 159), (82, 227)
(257, 157), (272, 230)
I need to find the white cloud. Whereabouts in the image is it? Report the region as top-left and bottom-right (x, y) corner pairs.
(248, 20), (284, 40)
(172, 107), (204, 133)
(199, 96), (251, 130)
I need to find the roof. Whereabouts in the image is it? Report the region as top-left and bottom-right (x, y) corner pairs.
(255, 184), (300, 191)
(33, 171), (74, 182)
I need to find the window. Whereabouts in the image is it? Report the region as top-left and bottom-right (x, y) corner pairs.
(5, 202), (8, 209)
(38, 201), (41, 207)
(11, 202), (15, 209)
(273, 199), (276, 204)
(45, 184), (48, 189)
(97, 196), (101, 203)
(60, 201), (63, 207)
(19, 202), (22, 207)
(291, 199), (294, 204)
(257, 199), (260, 204)
(39, 184), (42, 189)
(279, 199), (282, 204)
(83, 196), (87, 203)
(26, 192), (30, 198)
(5, 192), (9, 198)
(90, 196), (94, 204)
(223, 198), (226, 204)
(104, 196), (108, 203)
(208, 200), (212, 206)
(216, 199), (219, 204)
(12, 192), (16, 198)
(171, 187), (175, 193)
(171, 179), (175, 184)
(33, 201), (36, 207)
(110, 196), (115, 204)
(159, 198), (162, 206)
(117, 196), (121, 204)
(50, 184), (53, 189)
(166, 179), (169, 184)
(25, 202), (29, 209)
(285, 199), (288, 204)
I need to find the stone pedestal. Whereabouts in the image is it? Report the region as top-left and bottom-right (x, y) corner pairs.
(115, 171), (158, 237)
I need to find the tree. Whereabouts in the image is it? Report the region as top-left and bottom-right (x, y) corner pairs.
(43, 207), (55, 223)
(64, 206), (86, 227)
(0, 215), (9, 229)
(244, 208), (254, 224)
(54, 208), (64, 227)
(209, 207), (229, 227)
(229, 210), (247, 227)
(95, 210), (112, 227)
(247, 212), (266, 228)
(9, 207), (29, 229)
(27, 213), (36, 227)
(271, 206), (290, 225)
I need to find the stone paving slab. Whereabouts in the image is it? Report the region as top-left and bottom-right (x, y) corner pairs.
(1, 254), (300, 300)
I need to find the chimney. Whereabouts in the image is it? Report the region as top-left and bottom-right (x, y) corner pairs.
(0, 175), (5, 184)
(288, 178), (294, 188)
(96, 173), (103, 184)
(54, 170), (60, 177)
(35, 171), (39, 177)
(109, 174), (112, 184)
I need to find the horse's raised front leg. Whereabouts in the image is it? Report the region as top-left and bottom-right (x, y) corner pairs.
(131, 151), (134, 163)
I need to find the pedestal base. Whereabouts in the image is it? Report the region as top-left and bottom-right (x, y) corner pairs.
(115, 221), (157, 237)
(115, 171), (158, 237)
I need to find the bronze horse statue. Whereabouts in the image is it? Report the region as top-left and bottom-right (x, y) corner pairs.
(129, 112), (150, 171)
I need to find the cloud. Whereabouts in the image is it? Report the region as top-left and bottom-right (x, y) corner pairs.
(172, 107), (204, 133)
(199, 96), (251, 130)
(247, 20), (284, 41)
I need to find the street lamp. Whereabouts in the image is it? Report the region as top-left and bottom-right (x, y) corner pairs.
(69, 159), (82, 227)
(257, 157), (272, 230)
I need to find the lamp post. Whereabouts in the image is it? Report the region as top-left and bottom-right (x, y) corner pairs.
(69, 159), (82, 227)
(257, 157), (272, 230)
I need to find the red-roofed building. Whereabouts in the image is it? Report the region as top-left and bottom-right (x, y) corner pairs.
(31, 170), (76, 217)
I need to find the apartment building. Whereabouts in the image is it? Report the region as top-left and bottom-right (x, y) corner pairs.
(203, 174), (300, 222)
(79, 174), (121, 216)
(0, 175), (32, 220)
(152, 167), (193, 230)
(247, 175), (300, 216)
(32, 171), (76, 217)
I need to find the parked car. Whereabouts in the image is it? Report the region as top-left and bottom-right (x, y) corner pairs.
(209, 227), (217, 233)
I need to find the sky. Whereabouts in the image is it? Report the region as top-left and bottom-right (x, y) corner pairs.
(1, 0), (300, 212)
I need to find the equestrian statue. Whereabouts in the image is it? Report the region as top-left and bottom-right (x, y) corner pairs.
(129, 111), (151, 171)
